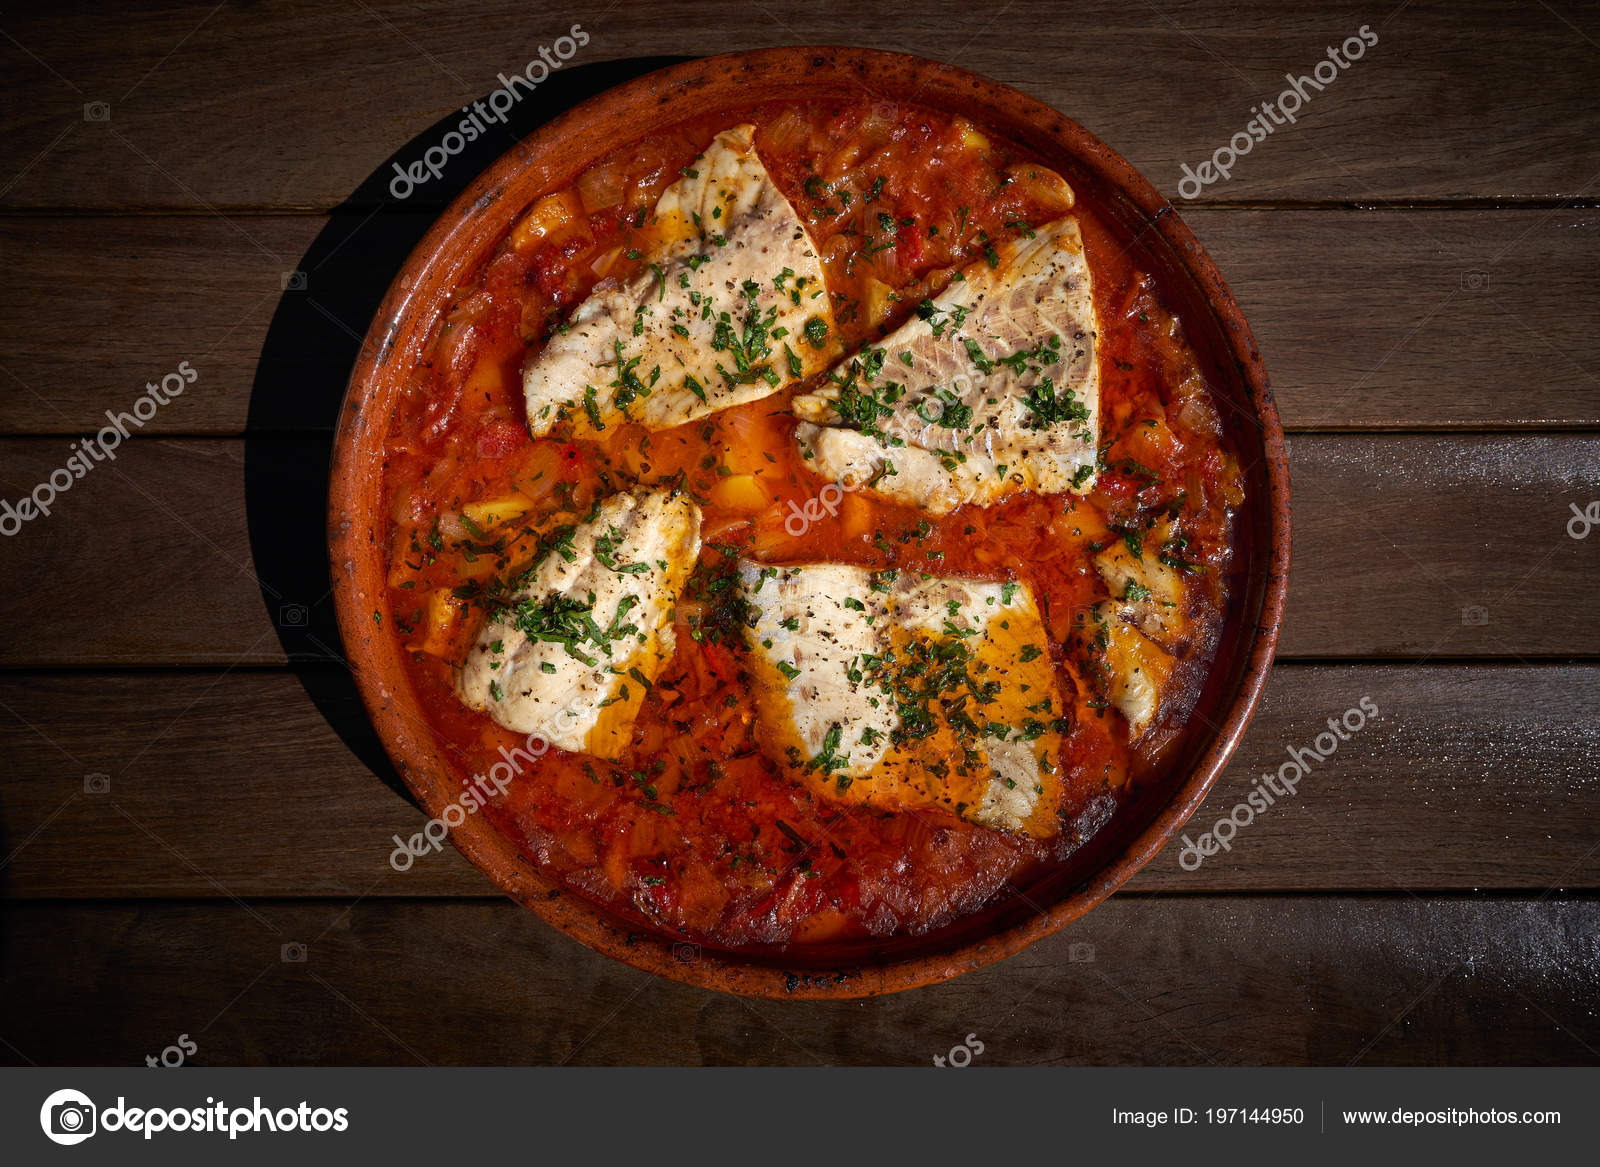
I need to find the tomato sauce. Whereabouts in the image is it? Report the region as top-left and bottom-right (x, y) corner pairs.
(379, 100), (1243, 948)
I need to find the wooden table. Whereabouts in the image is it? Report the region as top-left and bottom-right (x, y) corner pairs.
(2, 0), (1596, 1066)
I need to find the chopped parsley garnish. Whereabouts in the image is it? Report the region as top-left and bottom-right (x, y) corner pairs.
(962, 338), (994, 374)
(594, 525), (651, 576)
(1022, 379), (1090, 431)
(1160, 533), (1206, 574)
(914, 387), (972, 430)
(808, 723), (850, 775)
(582, 385), (605, 431)
(709, 279), (782, 390)
(502, 591), (632, 668)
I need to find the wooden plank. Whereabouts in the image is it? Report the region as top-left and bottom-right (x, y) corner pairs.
(1192, 209), (1600, 429)
(0, 3), (1593, 210)
(0, 439), (270, 666)
(0, 215), (323, 436)
(0, 897), (1593, 1065)
(1281, 434), (1600, 658)
(2, 434), (1596, 666)
(1, 664), (1595, 899)
(2, 209), (1597, 436)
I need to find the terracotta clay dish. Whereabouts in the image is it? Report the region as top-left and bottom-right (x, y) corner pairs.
(329, 47), (1290, 998)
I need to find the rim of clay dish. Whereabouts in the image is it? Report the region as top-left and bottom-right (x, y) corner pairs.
(328, 47), (1291, 998)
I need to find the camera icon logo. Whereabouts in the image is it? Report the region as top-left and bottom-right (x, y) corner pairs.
(278, 603), (308, 628)
(671, 942), (700, 965)
(1460, 270), (1489, 292)
(83, 102), (110, 122)
(40, 1088), (97, 1145)
(281, 942), (307, 963)
(1461, 605), (1490, 627)
(281, 270), (308, 292)
(83, 772), (111, 794)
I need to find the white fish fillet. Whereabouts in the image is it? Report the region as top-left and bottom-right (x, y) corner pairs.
(738, 562), (899, 775)
(1093, 539), (1189, 646)
(456, 490), (701, 759)
(794, 217), (1098, 514)
(1096, 605), (1172, 737)
(1077, 525), (1192, 736)
(738, 561), (1068, 837)
(523, 124), (835, 436)
(1076, 600), (1174, 738)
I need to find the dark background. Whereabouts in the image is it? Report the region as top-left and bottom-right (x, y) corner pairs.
(0, 0), (1597, 1065)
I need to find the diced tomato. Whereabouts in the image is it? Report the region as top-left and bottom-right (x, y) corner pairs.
(698, 640), (740, 685)
(897, 220), (926, 268)
(476, 417), (526, 459)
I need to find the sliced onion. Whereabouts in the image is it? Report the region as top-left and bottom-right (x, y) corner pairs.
(434, 510), (468, 542)
(821, 233), (855, 270)
(577, 161), (626, 214)
(1007, 162), (1075, 214)
(858, 106), (899, 143)
(822, 141), (865, 182)
(764, 108), (809, 156)
(1173, 373), (1221, 438)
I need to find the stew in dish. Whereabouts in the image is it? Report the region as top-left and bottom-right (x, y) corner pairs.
(379, 99), (1244, 947)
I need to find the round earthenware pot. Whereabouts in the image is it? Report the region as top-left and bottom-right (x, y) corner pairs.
(329, 46), (1291, 998)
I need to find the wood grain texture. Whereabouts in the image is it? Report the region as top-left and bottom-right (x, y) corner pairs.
(1, 435), (1596, 667)
(1, 2), (1596, 210)
(1198, 209), (1600, 429)
(1, 664), (1594, 899)
(2, 209), (1596, 436)
(1, 0), (1596, 1068)
(1, 897), (1594, 1065)
(1282, 434), (1600, 658)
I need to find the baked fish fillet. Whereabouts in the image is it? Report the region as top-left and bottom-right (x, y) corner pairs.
(1074, 524), (1192, 737)
(793, 217), (1098, 514)
(738, 561), (1068, 837)
(457, 490), (701, 759)
(524, 124), (835, 436)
